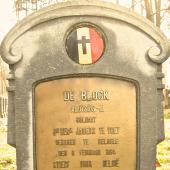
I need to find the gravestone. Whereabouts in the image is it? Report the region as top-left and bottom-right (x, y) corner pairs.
(0, 1), (170, 170)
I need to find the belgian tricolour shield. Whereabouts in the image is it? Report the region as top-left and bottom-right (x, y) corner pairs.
(66, 26), (104, 65)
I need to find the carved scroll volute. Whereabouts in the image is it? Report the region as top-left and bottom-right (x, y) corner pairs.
(0, 35), (23, 65)
(148, 41), (170, 64)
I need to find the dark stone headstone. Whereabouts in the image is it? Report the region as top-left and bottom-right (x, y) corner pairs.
(1, 1), (170, 170)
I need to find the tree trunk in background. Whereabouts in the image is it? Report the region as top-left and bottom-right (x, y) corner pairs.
(131, 0), (135, 10)
(155, 0), (161, 27)
(144, 0), (154, 23)
(14, 0), (165, 29)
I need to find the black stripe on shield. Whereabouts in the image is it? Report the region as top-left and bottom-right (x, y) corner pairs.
(66, 29), (79, 63)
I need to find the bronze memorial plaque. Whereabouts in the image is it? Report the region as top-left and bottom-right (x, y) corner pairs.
(35, 77), (136, 170)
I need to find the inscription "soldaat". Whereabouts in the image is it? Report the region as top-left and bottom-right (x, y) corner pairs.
(63, 90), (109, 101)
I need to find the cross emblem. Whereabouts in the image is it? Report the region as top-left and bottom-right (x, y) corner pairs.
(78, 36), (90, 54)
(66, 26), (104, 65)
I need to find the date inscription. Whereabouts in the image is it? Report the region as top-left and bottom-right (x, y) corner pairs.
(35, 78), (136, 170)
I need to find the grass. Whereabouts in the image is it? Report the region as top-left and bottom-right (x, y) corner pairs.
(0, 122), (16, 170)
(0, 144), (16, 170)
(157, 109), (170, 170)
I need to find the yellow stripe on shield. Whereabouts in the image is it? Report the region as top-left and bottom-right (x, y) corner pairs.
(77, 27), (92, 64)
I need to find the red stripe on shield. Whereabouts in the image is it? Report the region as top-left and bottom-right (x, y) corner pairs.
(89, 28), (104, 63)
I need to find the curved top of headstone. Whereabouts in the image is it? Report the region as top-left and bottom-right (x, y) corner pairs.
(0, 0), (170, 65)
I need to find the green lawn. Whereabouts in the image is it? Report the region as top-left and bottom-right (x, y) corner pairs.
(0, 110), (170, 170)
(0, 125), (16, 170)
(157, 109), (170, 170)
(0, 144), (16, 170)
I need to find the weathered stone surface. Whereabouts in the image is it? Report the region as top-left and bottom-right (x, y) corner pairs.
(0, 0), (169, 170)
